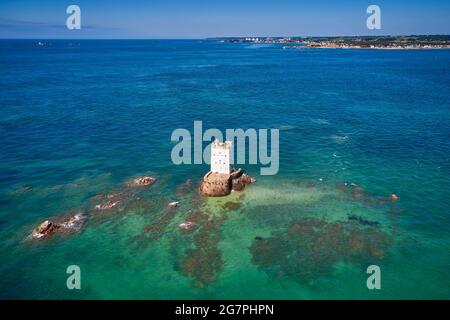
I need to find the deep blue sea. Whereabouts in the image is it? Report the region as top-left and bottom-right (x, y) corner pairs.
(0, 40), (449, 299)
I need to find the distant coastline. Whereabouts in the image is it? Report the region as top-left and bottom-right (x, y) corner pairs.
(283, 45), (450, 50)
(216, 35), (450, 50)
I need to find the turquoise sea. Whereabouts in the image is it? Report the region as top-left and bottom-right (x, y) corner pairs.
(0, 40), (449, 299)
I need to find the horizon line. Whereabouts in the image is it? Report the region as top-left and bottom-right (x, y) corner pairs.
(1, 33), (450, 41)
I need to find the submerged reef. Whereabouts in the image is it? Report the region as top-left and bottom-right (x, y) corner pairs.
(179, 217), (224, 288)
(175, 179), (194, 197)
(91, 176), (157, 218)
(347, 214), (379, 226)
(25, 169), (395, 290)
(336, 182), (400, 208)
(28, 176), (157, 243)
(130, 180), (196, 248)
(174, 189), (239, 288)
(136, 205), (178, 244)
(177, 208), (227, 288)
(250, 218), (391, 281)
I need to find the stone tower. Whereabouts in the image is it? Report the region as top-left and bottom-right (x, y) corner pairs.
(210, 139), (232, 174)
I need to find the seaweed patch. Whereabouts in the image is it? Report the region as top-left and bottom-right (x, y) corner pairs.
(250, 218), (391, 281)
(176, 193), (229, 288)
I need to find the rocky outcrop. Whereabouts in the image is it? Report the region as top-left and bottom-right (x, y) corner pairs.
(168, 201), (179, 208)
(199, 172), (231, 196)
(28, 173), (159, 241)
(199, 169), (255, 197)
(95, 200), (120, 210)
(127, 176), (156, 187)
(389, 194), (399, 201)
(179, 221), (197, 231)
(30, 213), (86, 240)
(31, 220), (59, 239)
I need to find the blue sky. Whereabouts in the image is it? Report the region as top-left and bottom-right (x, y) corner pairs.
(0, 0), (449, 38)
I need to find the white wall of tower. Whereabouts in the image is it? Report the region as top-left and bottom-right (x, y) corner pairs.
(211, 141), (231, 174)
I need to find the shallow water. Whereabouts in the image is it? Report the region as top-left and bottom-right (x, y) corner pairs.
(0, 40), (449, 299)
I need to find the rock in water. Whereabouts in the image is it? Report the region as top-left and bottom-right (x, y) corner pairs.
(179, 221), (197, 231)
(31, 220), (58, 239)
(168, 201), (179, 208)
(35, 220), (53, 233)
(128, 176), (156, 187)
(95, 200), (120, 210)
(199, 172), (231, 196)
(389, 194), (399, 201)
(199, 169), (255, 197)
(30, 212), (87, 241)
